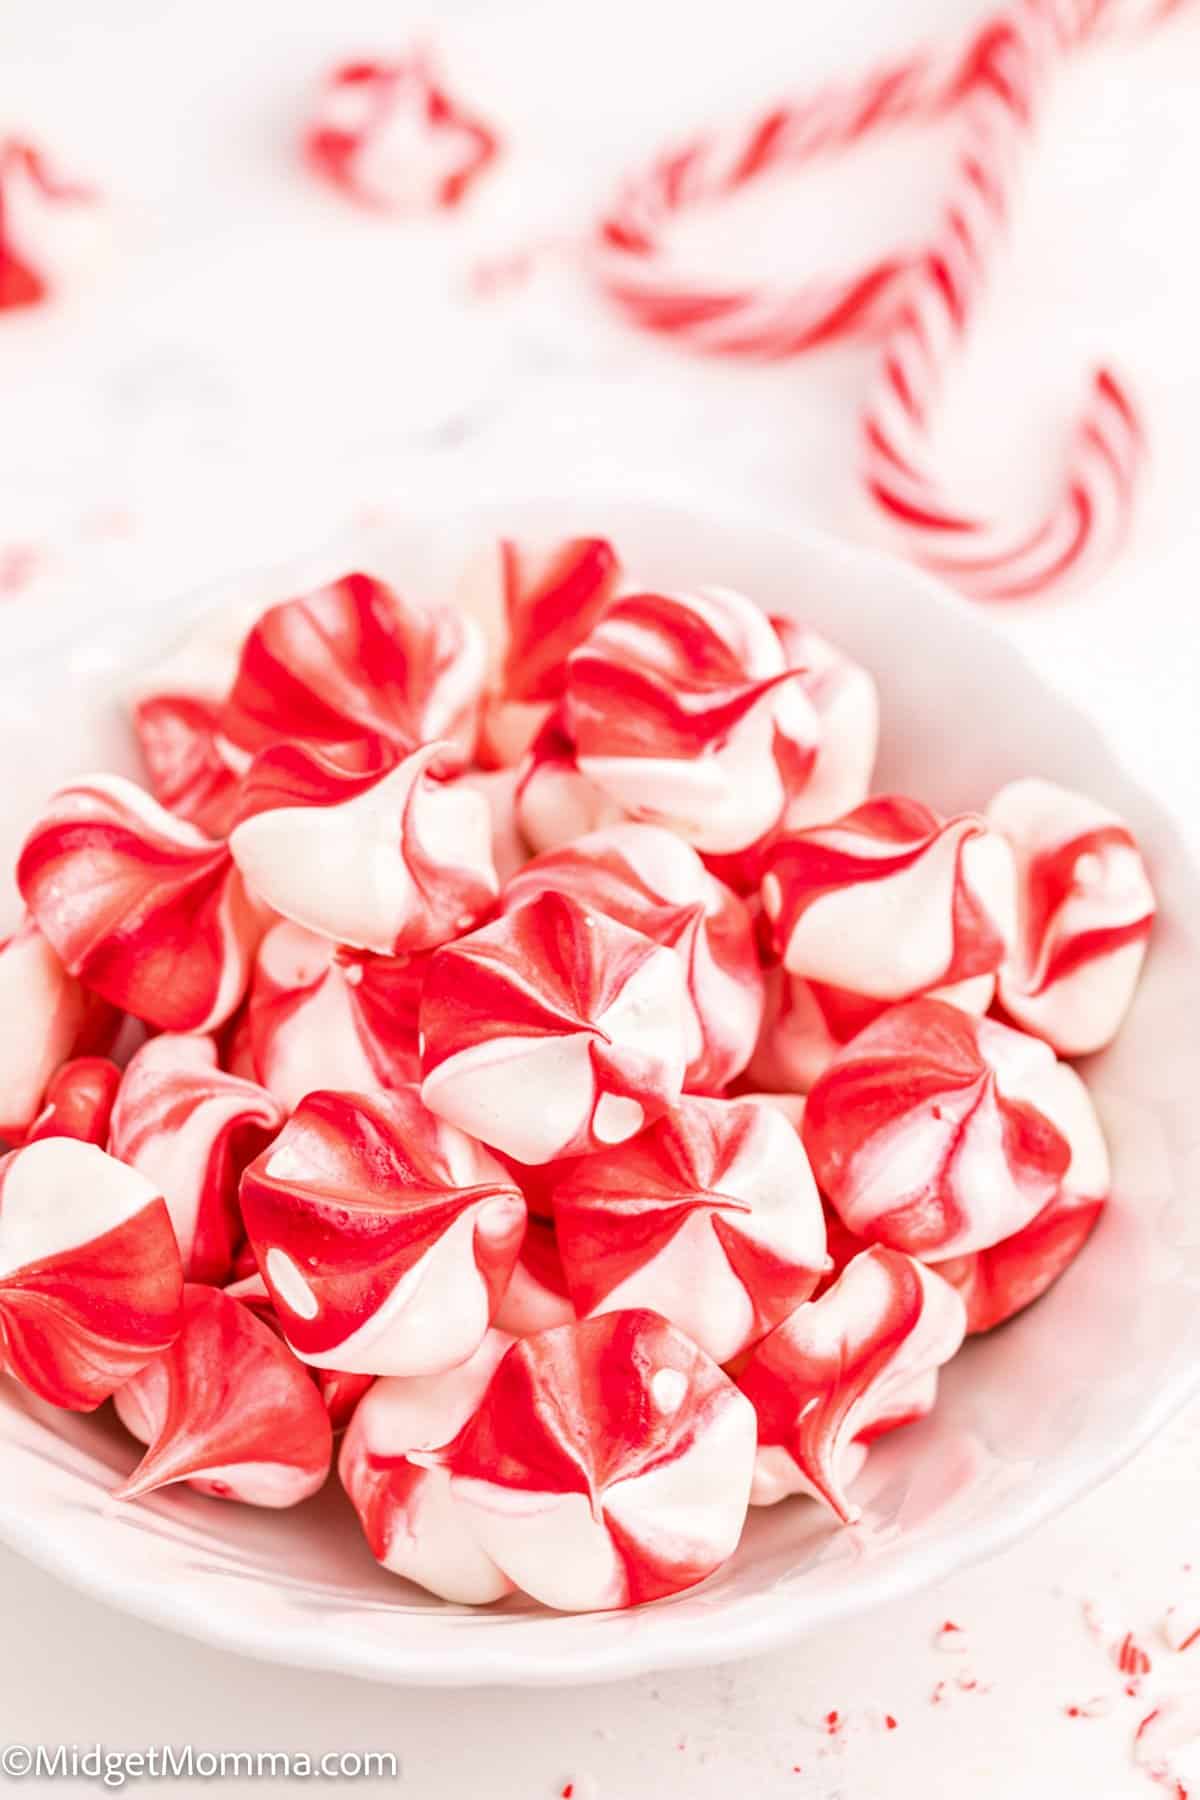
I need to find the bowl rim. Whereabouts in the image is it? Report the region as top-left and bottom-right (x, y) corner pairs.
(2, 485), (1197, 1686)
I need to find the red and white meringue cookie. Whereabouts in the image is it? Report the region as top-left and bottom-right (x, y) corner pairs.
(553, 1096), (827, 1364)
(23, 1056), (121, 1147)
(558, 587), (821, 855)
(0, 138), (101, 313)
(502, 822), (764, 1093)
(769, 620), (880, 832)
(803, 998), (1111, 1260)
(461, 536), (622, 768)
(108, 1034), (286, 1283)
(240, 1087), (526, 1377)
(0, 915), (117, 1142)
(514, 709), (625, 854)
(113, 1284), (332, 1507)
(762, 797), (1016, 1005)
(492, 1218), (574, 1337)
(221, 572), (484, 767)
(934, 1189), (1105, 1335)
(420, 891), (690, 1164)
(246, 920), (424, 1113)
(17, 775), (263, 1033)
(305, 56), (499, 215)
(738, 1246), (966, 1522)
(987, 777), (1156, 1056)
(339, 1329), (515, 1603)
(0, 1138), (183, 1410)
(230, 742), (497, 956)
(442, 1310), (757, 1611)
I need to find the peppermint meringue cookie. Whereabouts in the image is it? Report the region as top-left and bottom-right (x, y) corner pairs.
(22, 1056), (121, 1147)
(18, 775), (264, 1033)
(987, 777), (1155, 1056)
(0, 915), (118, 1142)
(738, 1247), (967, 1522)
(305, 56), (499, 215)
(420, 891), (690, 1164)
(230, 742), (497, 956)
(0, 138), (101, 313)
(240, 1087), (527, 1377)
(460, 536), (622, 767)
(113, 1284), (333, 1507)
(221, 572), (485, 766)
(762, 797), (1016, 1003)
(247, 920), (425, 1113)
(769, 621), (880, 832)
(515, 709), (625, 854)
(0, 1139), (183, 1410)
(803, 998), (1111, 1260)
(553, 1096), (827, 1364)
(130, 695), (242, 838)
(560, 587), (821, 855)
(221, 1266), (378, 1427)
(492, 1218), (574, 1337)
(442, 1310), (757, 1611)
(503, 823), (764, 1093)
(108, 1034), (286, 1283)
(933, 1190), (1106, 1334)
(339, 1330), (515, 1603)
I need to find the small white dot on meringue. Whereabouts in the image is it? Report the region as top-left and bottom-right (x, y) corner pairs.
(264, 1142), (313, 1181)
(475, 1195), (524, 1242)
(265, 1247), (320, 1320)
(761, 873), (782, 920)
(1074, 852), (1103, 887)
(593, 1093), (644, 1144)
(650, 1367), (688, 1414)
(342, 962), (364, 988)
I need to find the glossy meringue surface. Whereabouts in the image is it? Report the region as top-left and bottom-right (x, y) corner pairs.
(0, 497), (1194, 1685)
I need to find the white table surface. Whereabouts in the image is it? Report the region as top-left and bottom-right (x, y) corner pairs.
(2, 0), (1200, 1793)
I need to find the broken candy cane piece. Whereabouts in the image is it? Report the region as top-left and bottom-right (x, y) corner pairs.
(107, 1034), (286, 1283)
(305, 56), (499, 215)
(246, 920), (425, 1113)
(339, 1329), (515, 1603)
(503, 822), (764, 1093)
(240, 1087), (526, 1377)
(17, 774), (263, 1032)
(113, 1284), (332, 1506)
(803, 998), (1109, 1259)
(987, 777), (1155, 1056)
(442, 1310), (757, 1611)
(738, 1246), (966, 1521)
(553, 1095), (827, 1363)
(0, 916), (119, 1141)
(419, 890), (690, 1164)
(229, 741), (497, 955)
(0, 1138), (183, 1410)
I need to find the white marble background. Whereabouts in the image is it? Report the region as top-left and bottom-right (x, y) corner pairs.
(1, 0), (1199, 1792)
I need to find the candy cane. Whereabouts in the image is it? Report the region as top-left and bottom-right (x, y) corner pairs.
(594, 0), (1184, 598)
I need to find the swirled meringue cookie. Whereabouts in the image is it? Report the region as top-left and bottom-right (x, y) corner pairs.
(738, 1247), (966, 1522)
(240, 1087), (526, 1378)
(108, 1034), (286, 1283)
(803, 998), (1110, 1260)
(305, 57), (499, 215)
(769, 620), (880, 832)
(515, 587), (820, 857)
(246, 920), (425, 1113)
(987, 777), (1155, 1056)
(419, 891), (690, 1164)
(459, 536), (623, 768)
(553, 1096), (827, 1364)
(492, 1218), (574, 1337)
(230, 742), (497, 956)
(0, 1138), (183, 1410)
(933, 1189), (1106, 1334)
(113, 1284), (332, 1507)
(339, 1329), (515, 1604)
(442, 1310), (757, 1611)
(22, 1057), (121, 1147)
(0, 916), (118, 1142)
(18, 775), (264, 1032)
(502, 823), (764, 1093)
(762, 797), (1016, 1002)
(223, 1265), (376, 1428)
(221, 572), (485, 767)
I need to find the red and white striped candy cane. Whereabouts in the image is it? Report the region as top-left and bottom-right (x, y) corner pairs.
(596, 0), (1184, 599)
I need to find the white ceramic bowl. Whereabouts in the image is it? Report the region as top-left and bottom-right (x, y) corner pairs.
(2, 495), (1199, 1687)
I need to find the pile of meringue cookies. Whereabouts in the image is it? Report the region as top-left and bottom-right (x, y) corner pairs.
(0, 536), (1156, 1614)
